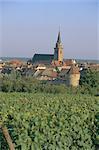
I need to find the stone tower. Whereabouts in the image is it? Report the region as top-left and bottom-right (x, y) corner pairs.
(54, 31), (63, 62)
(68, 65), (80, 87)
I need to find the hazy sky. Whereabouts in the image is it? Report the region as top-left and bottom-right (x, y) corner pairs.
(0, 0), (98, 60)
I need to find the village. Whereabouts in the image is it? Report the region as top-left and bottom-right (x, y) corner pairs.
(0, 57), (99, 88)
(0, 31), (99, 87)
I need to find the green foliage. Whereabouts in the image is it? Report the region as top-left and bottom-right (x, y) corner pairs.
(0, 92), (99, 150)
(94, 112), (99, 148)
(0, 73), (68, 94)
(80, 69), (99, 95)
(0, 69), (99, 95)
(0, 74), (40, 93)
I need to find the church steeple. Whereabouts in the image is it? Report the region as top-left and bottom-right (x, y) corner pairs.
(54, 30), (63, 62)
(57, 31), (61, 44)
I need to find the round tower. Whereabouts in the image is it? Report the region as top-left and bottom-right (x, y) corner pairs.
(68, 65), (80, 87)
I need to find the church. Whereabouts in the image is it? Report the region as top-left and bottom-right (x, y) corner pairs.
(32, 31), (63, 65)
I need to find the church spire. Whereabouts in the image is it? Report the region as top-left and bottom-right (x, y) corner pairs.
(54, 30), (63, 62)
(57, 30), (61, 44)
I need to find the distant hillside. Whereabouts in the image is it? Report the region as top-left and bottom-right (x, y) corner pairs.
(0, 57), (30, 62)
(0, 57), (99, 64)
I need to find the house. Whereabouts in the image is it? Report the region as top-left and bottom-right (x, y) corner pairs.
(35, 64), (46, 70)
(8, 59), (23, 67)
(63, 59), (76, 66)
(21, 67), (35, 76)
(33, 69), (44, 78)
(58, 69), (70, 79)
(37, 68), (57, 80)
(1, 66), (13, 74)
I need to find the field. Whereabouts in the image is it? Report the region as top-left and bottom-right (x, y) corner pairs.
(0, 92), (99, 150)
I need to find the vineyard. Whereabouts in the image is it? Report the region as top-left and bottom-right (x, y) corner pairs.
(0, 92), (99, 150)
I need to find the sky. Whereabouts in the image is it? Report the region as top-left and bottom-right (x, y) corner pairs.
(0, 0), (99, 60)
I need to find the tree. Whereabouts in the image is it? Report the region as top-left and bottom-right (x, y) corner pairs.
(79, 69), (99, 94)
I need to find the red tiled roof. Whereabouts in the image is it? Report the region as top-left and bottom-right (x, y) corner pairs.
(42, 69), (57, 78)
(9, 59), (23, 65)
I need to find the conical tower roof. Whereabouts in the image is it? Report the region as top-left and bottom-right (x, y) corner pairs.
(57, 31), (61, 44)
(69, 65), (80, 74)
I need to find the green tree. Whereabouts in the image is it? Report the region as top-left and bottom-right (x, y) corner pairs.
(80, 69), (99, 94)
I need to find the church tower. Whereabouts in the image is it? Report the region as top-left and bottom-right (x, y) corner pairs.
(54, 31), (63, 62)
